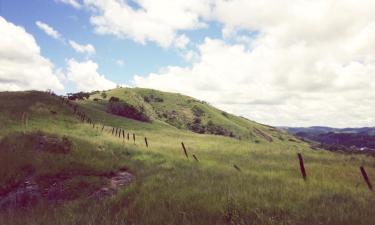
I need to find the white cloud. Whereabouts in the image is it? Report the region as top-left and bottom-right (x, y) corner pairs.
(35, 21), (61, 40)
(56, 0), (81, 9)
(115, 59), (125, 67)
(133, 12), (375, 128)
(174, 34), (190, 49)
(68, 40), (96, 55)
(83, 0), (212, 47)
(0, 17), (64, 92)
(66, 59), (116, 91)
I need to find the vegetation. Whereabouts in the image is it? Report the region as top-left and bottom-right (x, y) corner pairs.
(0, 89), (375, 225)
(287, 127), (375, 156)
(67, 92), (90, 101)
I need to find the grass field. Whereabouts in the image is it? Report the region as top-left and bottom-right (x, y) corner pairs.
(0, 90), (374, 225)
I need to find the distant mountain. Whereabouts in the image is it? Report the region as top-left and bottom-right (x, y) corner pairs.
(281, 126), (375, 154)
(282, 126), (375, 136)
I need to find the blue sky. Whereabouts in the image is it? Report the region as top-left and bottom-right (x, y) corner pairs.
(0, 0), (221, 92)
(1, 0), (375, 127)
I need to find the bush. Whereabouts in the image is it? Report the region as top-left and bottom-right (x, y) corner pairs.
(221, 111), (229, 118)
(206, 120), (235, 137)
(101, 92), (107, 99)
(67, 92), (90, 100)
(143, 95), (163, 103)
(107, 101), (150, 122)
(109, 96), (120, 102)
(192, 105), (204, 117)
(187, 117), (205, 134)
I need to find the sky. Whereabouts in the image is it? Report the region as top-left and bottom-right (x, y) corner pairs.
(1, 0), (375, 128)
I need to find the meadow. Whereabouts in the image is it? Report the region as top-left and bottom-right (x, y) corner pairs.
(0, 90), (374, 225)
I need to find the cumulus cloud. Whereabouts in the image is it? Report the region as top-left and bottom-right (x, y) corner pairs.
(68, 40), (96, 55)
(0, 17), (64, 92)
(56, 0), (81, 9)
(82, 0), (212, 48)
(66, 59), (116, 91)
(133, 0), (375, 127)
(35, 21), (61, 40)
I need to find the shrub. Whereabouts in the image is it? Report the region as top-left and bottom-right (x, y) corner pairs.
(206, 120), (235, 137)
(221, 111), (229, 118)
(143, 95), (163, 103)
(107, 101), (150, 122)
(109, 96), (120, 102)
(67, 92), (90, 100)
(187, 117), (205, 134)
(192, 105), (204, 117)
(101, 92), (107, 99)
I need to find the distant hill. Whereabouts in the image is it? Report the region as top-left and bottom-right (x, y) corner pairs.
(282, 126), (375, 154)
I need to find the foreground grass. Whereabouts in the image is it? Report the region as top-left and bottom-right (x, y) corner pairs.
(0, 91), (374, 225)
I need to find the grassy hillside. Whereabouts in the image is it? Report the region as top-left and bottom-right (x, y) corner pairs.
(0, 90), (375, 225)
(91, 87), (287, 141)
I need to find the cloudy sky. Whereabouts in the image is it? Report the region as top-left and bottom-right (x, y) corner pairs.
(1, 0), (375, 128)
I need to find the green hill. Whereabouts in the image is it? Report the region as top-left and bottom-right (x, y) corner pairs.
(0, 89), (374, 225)
(89, 87), (286, 142)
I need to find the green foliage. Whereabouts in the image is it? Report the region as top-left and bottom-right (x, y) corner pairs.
(101, 91), (107, 99)
(67, 92), (90, 100)
(192, 105), (205, 117)
(109, 96), (120, 102)
(206, 120), (235, 137)
(107, 100), (150, 122)
(143, 94), (164, 103)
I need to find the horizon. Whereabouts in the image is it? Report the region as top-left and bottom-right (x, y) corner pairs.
(1, 0), (375, 128)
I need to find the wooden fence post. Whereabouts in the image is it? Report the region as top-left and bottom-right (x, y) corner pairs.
(127, 133), (129, 140)
(112, 127), (114, 135)
(102, 125), (105, 132)
(360, 166), (373, 191)
(118, 129), (121, 138)
(181, 142), (188, 159)
(193, 154), (199, 162)
(233, 164), (241, 172)
(122, 130), (125, 139)
(133, 133), (136, 144)
(297, 153), (307, 181)
(144, 137), (148, 148)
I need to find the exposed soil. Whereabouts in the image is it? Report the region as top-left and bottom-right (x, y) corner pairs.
(254, 128), (273, 142)
(90, 170), (134, 200)
(0, 170), (134, 210)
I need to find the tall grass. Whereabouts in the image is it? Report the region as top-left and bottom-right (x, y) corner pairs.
(0, 91), (374, 225)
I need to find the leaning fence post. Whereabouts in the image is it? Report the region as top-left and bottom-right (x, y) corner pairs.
(297, 153), (307, 181)
(233, 164), (241, 172)
(193, 154), (199, 162)
(101, 125), (105, 132)
(181, 142), (189, 159)
(360, 166), (373, 191)
(144, 137), (148, 148)
(112, 127), (114, 135)
(127, 133), (129, 140)
(133, 133), (136, 144)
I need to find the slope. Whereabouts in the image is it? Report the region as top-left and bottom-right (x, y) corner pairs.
(0, 90), (374, 225)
